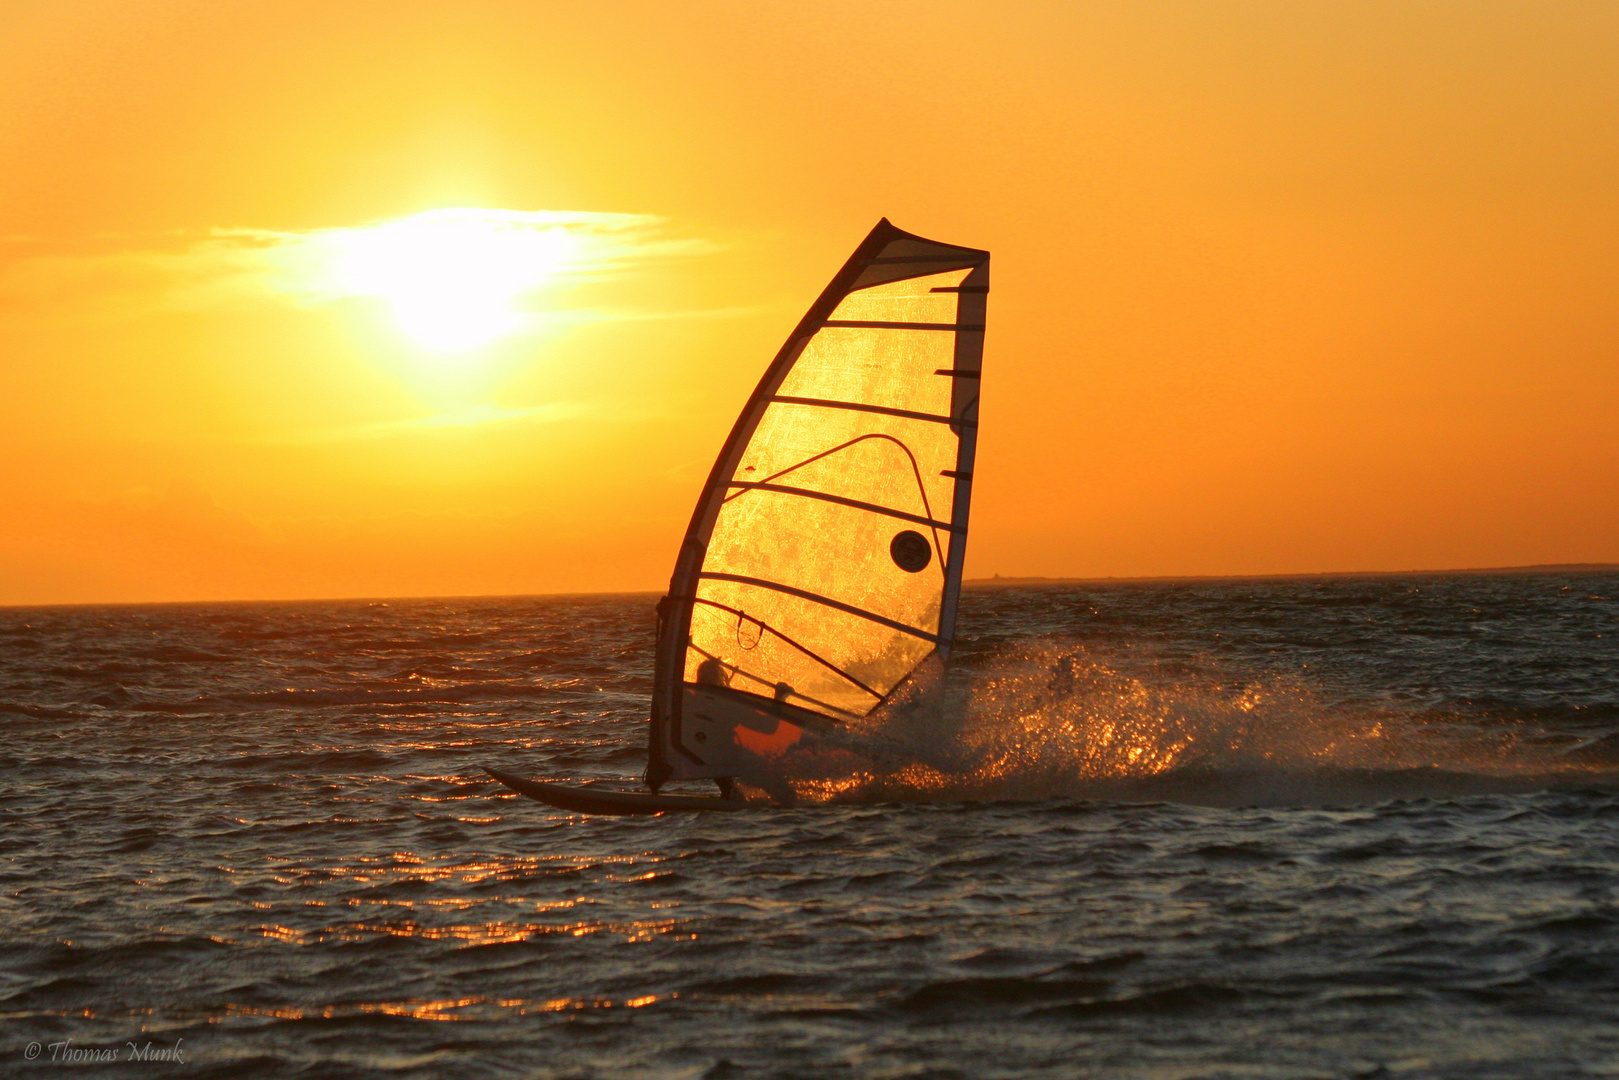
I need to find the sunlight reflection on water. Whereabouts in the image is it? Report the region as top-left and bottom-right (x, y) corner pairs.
(2, 575), (1617, 1077)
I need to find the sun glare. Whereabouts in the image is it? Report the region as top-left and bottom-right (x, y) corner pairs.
(317, 209), (583, 352)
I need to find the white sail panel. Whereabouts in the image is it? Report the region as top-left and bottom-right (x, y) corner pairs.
(720, 406), (957, 556)
(775, 327), (956, 417)
(825, 270), (967, 324)
(687, 268), (976, 722)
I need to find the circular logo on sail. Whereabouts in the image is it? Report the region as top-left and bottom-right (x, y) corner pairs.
(890, 530), (932, 573)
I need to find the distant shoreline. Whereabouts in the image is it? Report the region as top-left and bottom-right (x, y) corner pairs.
(964, 563), (1619, 588)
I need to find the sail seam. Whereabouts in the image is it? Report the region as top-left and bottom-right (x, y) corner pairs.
(696, 572), (941, 643)
(723, 482), (962, 533)
(770, 396), (975, 429)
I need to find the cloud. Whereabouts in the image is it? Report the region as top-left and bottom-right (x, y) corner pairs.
(215, 208), (717, 306)
(0, 208), (720, 330)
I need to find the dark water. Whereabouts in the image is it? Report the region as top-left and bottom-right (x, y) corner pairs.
(2, 572), (1617, 1078)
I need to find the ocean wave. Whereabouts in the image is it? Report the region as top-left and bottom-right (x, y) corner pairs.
(771, 641), (1619, 807)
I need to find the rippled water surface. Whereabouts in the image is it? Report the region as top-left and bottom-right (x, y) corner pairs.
(3, 572), (1618, 1078)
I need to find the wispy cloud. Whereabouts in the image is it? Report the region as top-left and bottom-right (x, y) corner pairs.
(0, 208), (721, 341)
(219, 208), (716, 304)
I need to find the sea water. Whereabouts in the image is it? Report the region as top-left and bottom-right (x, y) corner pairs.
(1, 571), (1616, 1078)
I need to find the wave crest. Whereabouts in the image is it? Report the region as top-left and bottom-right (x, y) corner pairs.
(771, 642), (1617, 806)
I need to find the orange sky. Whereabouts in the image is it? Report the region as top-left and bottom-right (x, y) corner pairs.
(3, 0), (1617, 605)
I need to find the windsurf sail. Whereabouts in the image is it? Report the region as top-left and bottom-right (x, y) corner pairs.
(648, 220), (988, 789)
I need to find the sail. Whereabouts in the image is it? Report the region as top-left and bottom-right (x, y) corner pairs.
(649, 220), (988, 786)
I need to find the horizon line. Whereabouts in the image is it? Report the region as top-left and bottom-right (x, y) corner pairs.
(965, 562), (1619, 588)
(3, 562), (1615, 612)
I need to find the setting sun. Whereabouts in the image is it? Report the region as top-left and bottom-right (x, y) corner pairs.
(299, 209), (582, 353)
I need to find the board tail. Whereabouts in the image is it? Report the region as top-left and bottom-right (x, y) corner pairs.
(485, 767), (747, 814)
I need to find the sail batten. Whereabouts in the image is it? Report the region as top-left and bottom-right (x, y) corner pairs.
(723, 482), (962, 532)
(821, 320), (985, 331)
(768, 396), (971, 427)
(648, 219), (988, 787)
(868, 254), (980, 264)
